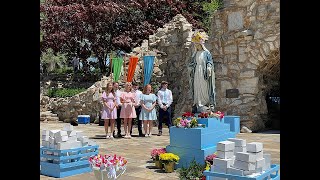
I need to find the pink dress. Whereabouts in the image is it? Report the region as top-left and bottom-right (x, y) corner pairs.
(120, 91), (137, 118)
(101, 92), (117, 119)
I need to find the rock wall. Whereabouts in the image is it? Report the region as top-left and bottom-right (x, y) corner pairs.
(207, 0), (280, 131)
(40, 76), (112, 122)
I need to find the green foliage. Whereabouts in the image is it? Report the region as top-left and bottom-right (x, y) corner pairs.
(177, 159), (206, 180)
(52, 66), (73, 74)
(40, 48), (68, 72)
(47, 88), (86, 98)
(202, 0), (223, 31)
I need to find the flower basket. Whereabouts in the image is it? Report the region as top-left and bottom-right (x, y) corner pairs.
(89, 154), (127, 180)
(159, 153), (179, 173)
(155, 160), (163, 169)
(164, 161), (175, 173)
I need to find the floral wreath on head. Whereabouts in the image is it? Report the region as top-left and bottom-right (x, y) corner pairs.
(191, 30), (208, 45)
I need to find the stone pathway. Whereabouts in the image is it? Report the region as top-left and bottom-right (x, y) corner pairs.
(40, 122), (280, 180)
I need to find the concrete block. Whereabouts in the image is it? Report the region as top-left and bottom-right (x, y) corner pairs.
(67, 130), (77, 137)
(42, 130), (49, 136)
(49, 137), (55, 144)
(213, 157), (234, 169)
(249, 151), (263, 160)
(247, 142), (263, 153)
(42, 140), (49, 147)
(227, 167), (253, 176)
(233, 160), (255, 171)
(228, 138), (246, 146)
(256, 158), (265, 168)
(217, 150), (234, 159)
(55, 130), (68, 138)
(55, 135), (69, 143)
(217, 141), (235, 151)
(263, 154), (271, 170)
(68, 136), (77, 141)
(234, 146), (247, 153)
(56, 141), (82, 150)
(211, 165), (227, 173)
(49, 130), (60, 137)
(42, 135), (49, 141)
(235, 152), (257, 162)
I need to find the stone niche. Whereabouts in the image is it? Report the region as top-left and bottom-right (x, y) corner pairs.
(209, 0), (280, 131)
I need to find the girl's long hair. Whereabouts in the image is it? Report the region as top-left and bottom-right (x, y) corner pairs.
(105, 82), (115, 97)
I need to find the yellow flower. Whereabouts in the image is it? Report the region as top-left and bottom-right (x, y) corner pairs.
(159, 153), (180, 162)
(205, 163), (210, 171)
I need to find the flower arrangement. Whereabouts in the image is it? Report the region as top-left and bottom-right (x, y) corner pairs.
(159, 153), (180, 164)
(182, 112), (195, 118)
(198, 111), (225, 119)
(174, 117), (203, 128)
(151, 148), (166, 161)
(205, 152), (217, 165)
(89, 154), (127, 179)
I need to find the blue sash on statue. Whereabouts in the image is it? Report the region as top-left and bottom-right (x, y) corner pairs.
(143, 56), (155, 86)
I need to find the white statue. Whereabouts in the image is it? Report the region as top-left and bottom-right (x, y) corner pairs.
(188, 30), (216, 113)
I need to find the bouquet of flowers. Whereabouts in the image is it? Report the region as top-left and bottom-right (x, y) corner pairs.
(211, 111), (225, 119)
(151, 148), (166, 161)
(159, 153), (180, 164)
(205, 152), (217, 165)
(198, 112), (209, 118)
(89, 154), (127, 180)
(174, 117), (202, 128)
(182, 112), (195, 118)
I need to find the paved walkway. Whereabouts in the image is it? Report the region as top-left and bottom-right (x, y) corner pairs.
(40, 122), (280, 180)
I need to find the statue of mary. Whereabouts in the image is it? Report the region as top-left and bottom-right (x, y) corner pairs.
(188, 31), (216, 113)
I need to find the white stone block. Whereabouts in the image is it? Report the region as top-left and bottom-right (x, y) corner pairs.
(55, 135), (69, 143)
(263, 154), (271, 171)
(217, 150), (234, 159)
(78, 136), (89, 143)
(256, 158), (265, 168)
(233, 160), (255, 171)
(255, 167), (263, 173)
(228, 138), (246, 147)
(49, 130), (60, 137)
(49, 142), (55, 149)
(42, 135), (49, 141)
(63, 124), (74, 131)
(56, 141), (82, 150)
(76, 131), (84, 138)
(42, 140), (49, 147)
(234, 146), (247, 153)
(49, 137), (55, 144)
(40, 157), (47, 162)
(217, 141), (235, 151)
(249, 151), (263, 160)
(227, 167), (253, 176)
(235, 152), (257, 162)
(68, 136), (77, 142)
(247, 142), (263, 153)
(42, 130), (49, 136)
(67, 130), (77, 137)
(213, 157), (234, 168)
(211, 165), (227, 173)
(55, 130), (68, 138)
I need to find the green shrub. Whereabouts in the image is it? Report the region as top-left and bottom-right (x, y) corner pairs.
(47, 88), (87, 98)
(177, 159), (206, 180)
(52, 66), (73, 74)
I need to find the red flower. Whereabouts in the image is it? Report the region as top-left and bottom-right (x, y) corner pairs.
(182, 112), (194, 118)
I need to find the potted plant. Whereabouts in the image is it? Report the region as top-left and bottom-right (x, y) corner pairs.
(151, 148), (166, 169)
(89, 154), (127, 180)
(159, 153), (180, 173)
(177, 159), (207, 180)
(174, 117), (204, 128)
(205, 152), (217, 165)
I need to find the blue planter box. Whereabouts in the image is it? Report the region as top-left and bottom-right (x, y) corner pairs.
(203, 164), (280, 180)
(40, 145), (99, 178)
(224, 115), (240, 133)
(78, 115), (90, 124)
(166, 117), (239, 168)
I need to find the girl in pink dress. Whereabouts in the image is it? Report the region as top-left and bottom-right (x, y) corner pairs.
(101, 82), (117, 139)
(120, 82), (137, 138)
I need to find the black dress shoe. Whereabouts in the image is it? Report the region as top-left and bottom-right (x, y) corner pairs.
(139, 134), (145, 137)
(157, 131), (162, 136)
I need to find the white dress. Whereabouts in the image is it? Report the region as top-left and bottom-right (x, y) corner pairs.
(193, 51), (210, 106)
